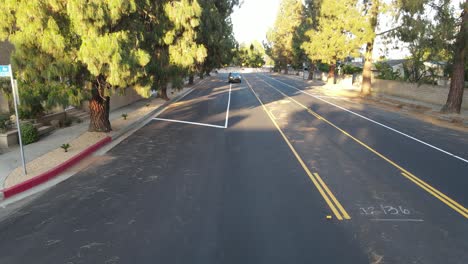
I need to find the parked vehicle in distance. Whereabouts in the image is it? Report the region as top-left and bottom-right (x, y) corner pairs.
(228, 72), (242, 83)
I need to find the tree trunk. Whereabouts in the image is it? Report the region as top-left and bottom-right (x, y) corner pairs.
(441, 7), (466, 114)
(361, 43), (374, 96)
(361, 0), (379, 96)
(105, 95), (110, 124)
(282, 59), (288, 74)
(188, 75), (194, 85)
(308, 64), (314, 80)
(328, 64), (336, 84)
(159, 85), (170, 101)
(88, 86), (112, 132)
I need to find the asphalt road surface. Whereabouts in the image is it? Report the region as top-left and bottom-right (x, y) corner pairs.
(0, 72), (467, 264)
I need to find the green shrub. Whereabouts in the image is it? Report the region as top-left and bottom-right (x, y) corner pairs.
(0, 113), (11, 133)
(17, 99), (45, 119)
(20, 123), (39, 145)
(171, 76), (185, 89)
(375, 62), (401, 80)
(342, 64), (362, 75)
(18, 107), (32, 120)
(317, 63), (330, 73)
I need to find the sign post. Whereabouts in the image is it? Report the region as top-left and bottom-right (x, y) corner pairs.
(1, 65), (27, 175)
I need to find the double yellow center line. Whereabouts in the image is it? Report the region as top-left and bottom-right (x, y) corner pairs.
(245, 77), (350, 220)
(259, 76), (468, 219)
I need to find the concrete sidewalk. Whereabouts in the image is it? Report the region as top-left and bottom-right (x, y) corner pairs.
(0, 121), (89, 187)
(0, 80), (202, 190)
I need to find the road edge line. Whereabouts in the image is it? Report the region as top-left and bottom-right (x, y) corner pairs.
(224, 83), (232, 128)
(153, 118), (226, 129)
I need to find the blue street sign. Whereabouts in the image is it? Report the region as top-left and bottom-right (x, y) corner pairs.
(0, 65), (10, 77)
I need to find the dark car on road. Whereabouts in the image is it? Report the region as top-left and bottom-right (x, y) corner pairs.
(228, 72), (242, 83)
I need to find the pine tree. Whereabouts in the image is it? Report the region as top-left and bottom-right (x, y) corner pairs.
(0, 0), (151, 132)
(196, 0), (239, 80)
(236, 41), (266, 67)
(154, 0), (207, 100)
(440, 1), (466, 113)
(0, 0), (213, 131)
(301, 0), (371, 82)
(395, 0), (466, 113)
(296, 0), (322, 79)
(361, 0), (381, 96)
(68, 0), (151, 132)
(0, 0), (88, 118)
(267, 0), (304, 74)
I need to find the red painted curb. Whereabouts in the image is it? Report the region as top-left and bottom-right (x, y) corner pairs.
(2, 136), (112, 199)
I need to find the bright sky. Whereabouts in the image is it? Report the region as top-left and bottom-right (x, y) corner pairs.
(230, 0), (401, 58)
(231, 0), (464, 60)
(231, 0), (281, 44)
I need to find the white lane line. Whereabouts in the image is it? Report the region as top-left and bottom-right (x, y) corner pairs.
(154, 81), (233, 130)
(146, 77), (210, 119)
(153, 118), (225, 129)
(261, 74), (468, 164)
(370, 218), (424, 222)
(224, 83), (232, 128)
(315, 95), (349, 100)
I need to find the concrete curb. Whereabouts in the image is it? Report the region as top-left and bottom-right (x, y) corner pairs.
(0, 78), (206, 201)
(1, 136), (112, 199)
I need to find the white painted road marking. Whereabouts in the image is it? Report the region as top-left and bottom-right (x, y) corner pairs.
(153, 82), (233, 129)
(153, 118), (226, 129)
(262, 74), (468, 164)
(370, 219), (424, 222)
(224, 83), (232, 128)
